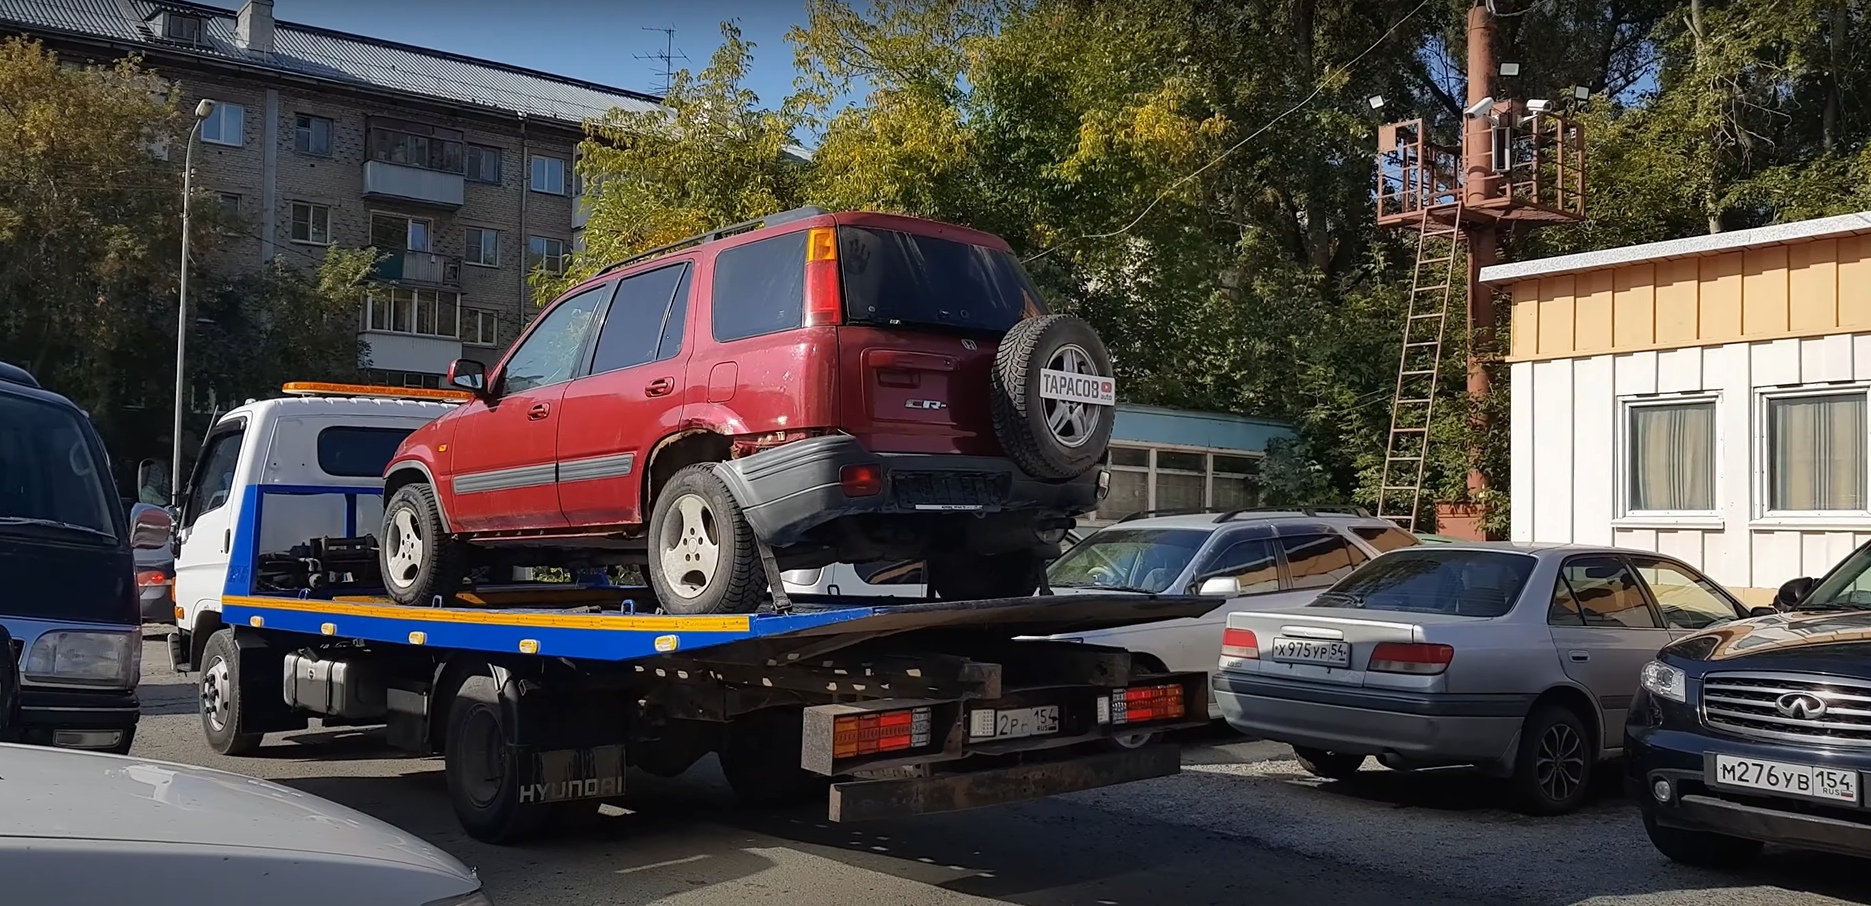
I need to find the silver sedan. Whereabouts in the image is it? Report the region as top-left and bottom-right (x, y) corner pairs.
(1213, 542), (1755, 815)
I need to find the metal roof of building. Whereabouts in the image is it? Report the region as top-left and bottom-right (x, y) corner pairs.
(1479, 210), (1871, 287)
(0, 0), (663, 124)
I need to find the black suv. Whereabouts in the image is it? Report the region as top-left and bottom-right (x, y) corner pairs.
(1628, 547), (1871, 866)
(0, 362), (171, 753)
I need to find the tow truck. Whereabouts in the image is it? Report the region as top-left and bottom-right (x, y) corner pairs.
(164, 382), (1210, 843)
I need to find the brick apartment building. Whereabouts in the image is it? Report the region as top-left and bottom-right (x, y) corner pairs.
(1, 0), (661, 386)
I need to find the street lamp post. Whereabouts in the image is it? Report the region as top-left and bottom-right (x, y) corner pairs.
(171, 98), (215, 508)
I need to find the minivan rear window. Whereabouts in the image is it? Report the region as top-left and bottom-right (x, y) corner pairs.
(0, 395), (118, 540)
(839, 227), (1046, 334)
(1308, 549), (1537, 618)
(317, 426), (417, 478)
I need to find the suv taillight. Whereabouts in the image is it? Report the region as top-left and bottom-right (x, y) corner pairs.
(1368, 642), (1453, 675)
(804, 226), (843, 327)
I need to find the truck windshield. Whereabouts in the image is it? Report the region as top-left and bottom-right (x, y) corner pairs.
(838, 226), (1046, 334)
(1046, 528), (1209, 594)
(0, 395), (119, 543)
(1309, 549), (1538, 618)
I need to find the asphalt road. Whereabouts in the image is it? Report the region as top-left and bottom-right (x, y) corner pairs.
(130, 634), (1870, 906)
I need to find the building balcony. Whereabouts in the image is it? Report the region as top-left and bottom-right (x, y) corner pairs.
(373, 250), (461, 287)
(359, 331), (462, 376)
(363, 159), (465, 208)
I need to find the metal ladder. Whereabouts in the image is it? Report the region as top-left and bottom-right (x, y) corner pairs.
(1375, 202), (1464, 532)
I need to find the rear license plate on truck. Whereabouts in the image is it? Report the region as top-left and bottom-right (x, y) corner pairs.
(1711, 755), (1860, 804)
(969, 705), (1060, 741)
(1270, 638), (1351, 668)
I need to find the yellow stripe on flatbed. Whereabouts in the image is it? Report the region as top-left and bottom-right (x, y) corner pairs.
(223, 594), (752, 632)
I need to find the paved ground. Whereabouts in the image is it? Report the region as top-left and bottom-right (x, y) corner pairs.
(130, 633), (1869, 906)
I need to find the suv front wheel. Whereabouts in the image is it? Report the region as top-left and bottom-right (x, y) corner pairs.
(382, 483), (470, 607)
(648, 464), (764, 615)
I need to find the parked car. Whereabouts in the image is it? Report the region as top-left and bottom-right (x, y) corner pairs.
(780, 528), (1091, 599)
(0, 363), (172, 754)
(130, 503), (176, 623)
(0, 635), (490, 905)
(381, 207), (1116, 614)
(1630, 541), (1871, 867)
(1034, 507), (1420, 741)
(1214, 542), (1750, 814)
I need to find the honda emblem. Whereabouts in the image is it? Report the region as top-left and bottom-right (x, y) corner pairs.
(960, 339), (978, 350)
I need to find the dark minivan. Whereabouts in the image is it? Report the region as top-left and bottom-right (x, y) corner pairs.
(0, 362), (171, 753)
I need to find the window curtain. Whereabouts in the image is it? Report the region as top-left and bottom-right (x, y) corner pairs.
(1771, 395), (1867, 511)
(1630, 403), (1715, 511)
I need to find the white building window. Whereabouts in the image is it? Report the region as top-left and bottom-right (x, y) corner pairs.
(290, 202), (330, 245)
(463, 308), (500, 347)
(366, 288), (460, 339)
(1091, 445), (1265, 523)
(200, 103), (245, 146)
(294, 114), (334, 157)
(529, 236), (566, 274)
(1767, 391), (1867, 513)
(465, 227), (499, 267)
(530, 155), (566, 195)
(1626, 399), (1716, 513)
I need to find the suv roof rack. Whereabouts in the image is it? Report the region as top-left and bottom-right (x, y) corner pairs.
(1112, 508), (1220, 524)
(1214, 505), (1372, 522)
(593, 206), (830, 278)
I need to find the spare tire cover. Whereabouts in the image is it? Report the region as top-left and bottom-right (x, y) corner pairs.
(990, 314), (1116, 480)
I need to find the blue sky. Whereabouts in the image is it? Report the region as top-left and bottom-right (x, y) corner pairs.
(271, 0), (812, 108)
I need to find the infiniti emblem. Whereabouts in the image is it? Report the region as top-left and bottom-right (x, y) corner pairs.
(1774, 692), (1828, 720)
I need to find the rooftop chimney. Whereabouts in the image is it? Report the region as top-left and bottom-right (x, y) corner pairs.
(236, 0), (274, 54)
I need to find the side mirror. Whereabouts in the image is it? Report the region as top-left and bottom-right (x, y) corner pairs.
(1774, 577), (1816, 610)
(136, 458), (171, 505)
(1195, 575), (1242, 597)
(129, 502), (174, 550)
(1748, 606), (1779, 618)
(447, 358), (488, 395)
(0, 625), (18, 736)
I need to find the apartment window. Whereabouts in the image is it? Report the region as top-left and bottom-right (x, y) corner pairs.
(463, 308), (500, 347)
(200, 103), (245, 147)
(529, 236), (566, 275)
(290, 202), (330, 244)
(1767, 391), (1868, 513)
(366, 288), (460, 339)
(466, 145), (502, 184)
(463, 228), (499, 267)
(218, 193), (241, 217)
(294, 114), (334, 157)
(1091, 446), (1266, 522)
(1626, 400), (1716, 513)
(369, 124), (464, 174)
(530, 155), (566, 195)
(372, 214), (431, 252)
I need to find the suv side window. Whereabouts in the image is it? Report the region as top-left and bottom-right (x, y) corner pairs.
(502, 285), (608, 394)
(1628, 556), (1741, 631)
(184, 427), (245, 528)
(1558, 556), (1661, 629)
(1198, 538), (1280, 594)
(1351, 524), (1418, 552)
(589, 262), (689, 375)
(1280, 533), (1368, 590)
(712, 231), (807, 342)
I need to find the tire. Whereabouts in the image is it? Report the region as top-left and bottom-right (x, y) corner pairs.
(926, 551), (1042, 600)
(647, 464), (762, 615)
(991, 314), (1116, 480)
(1642, 808), (1763, 868)
(381, 483), (470, 607)
(198, 628), (262, 756)
(1293, 746), (1366, 780)
(1511, 705), (1594, 815)
(444, 674), (552, 844)
(718, 708), (827, 809)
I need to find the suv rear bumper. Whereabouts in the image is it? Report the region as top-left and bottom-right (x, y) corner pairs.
(714, 435), (1102, 548)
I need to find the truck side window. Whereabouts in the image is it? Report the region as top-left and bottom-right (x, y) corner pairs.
(184, 429), (245, 529)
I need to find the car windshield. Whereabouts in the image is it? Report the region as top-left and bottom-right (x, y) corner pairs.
(1798, 545), (1871, 611)
(1308, 549), (1538, 618)
(0, 395), (119, 542)
(1045, 528), (1209, 594)
(838, 226), (1045, 334)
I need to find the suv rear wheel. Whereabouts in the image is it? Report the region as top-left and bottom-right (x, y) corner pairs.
(927, 551), (1042, 600)
(648, 464), (763, 615)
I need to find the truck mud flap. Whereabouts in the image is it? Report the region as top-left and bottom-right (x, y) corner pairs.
(827, 744), (1180, 822)
(516, 744), (628, 805)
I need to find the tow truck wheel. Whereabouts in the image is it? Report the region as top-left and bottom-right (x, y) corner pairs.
(927, 551), (1042, 600)
(199, 629), (262, 756)
(382, 483), (469, 607)
(719, 708), (828, 809)
(444, 674), (552, 844)
(647, 464), (762, 615)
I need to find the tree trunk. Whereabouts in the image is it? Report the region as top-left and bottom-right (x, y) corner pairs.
(1688, 0), (1723, 234)
(1823, 0), (1847, 154)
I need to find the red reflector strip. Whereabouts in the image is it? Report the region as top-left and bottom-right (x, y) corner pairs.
(1220, 627), (1259, 660)
(1368, 642), (1454, 675)
(832, 706), (932, 759)
(1112, 683), (1186, 724)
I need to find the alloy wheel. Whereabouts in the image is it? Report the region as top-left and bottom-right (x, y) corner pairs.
(1535, 722), (1587, 804)
(1041, 343), (1104, 448)
(659, 493), (720, 598)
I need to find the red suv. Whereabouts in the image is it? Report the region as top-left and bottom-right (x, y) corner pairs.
(378, 208), (1117, 613)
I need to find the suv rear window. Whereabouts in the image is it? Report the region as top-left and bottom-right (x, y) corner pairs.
(317, 426), (417, 478)
(839, 227), (1044, 334)
(0, 395), (118, 540)
(1309, 549), (1537, 618)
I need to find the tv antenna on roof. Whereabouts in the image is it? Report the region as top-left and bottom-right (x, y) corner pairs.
(634, 26), (689, 97)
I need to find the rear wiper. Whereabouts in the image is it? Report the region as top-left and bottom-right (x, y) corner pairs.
(0, 516), (116, 543)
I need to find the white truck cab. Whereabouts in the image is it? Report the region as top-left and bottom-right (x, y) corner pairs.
(171, 384), (460, 666)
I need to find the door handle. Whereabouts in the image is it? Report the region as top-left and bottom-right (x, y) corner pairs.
(528, 402), (551, 420)
(1568, 649), (1590, 662)
(645, 377), (675, 397)
(222, 529), (230, 554)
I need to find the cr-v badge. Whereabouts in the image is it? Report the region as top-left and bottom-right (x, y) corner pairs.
(905, 399), (947, 410)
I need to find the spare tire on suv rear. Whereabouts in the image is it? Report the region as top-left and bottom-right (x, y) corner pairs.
(991, 315), (1116, 480)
